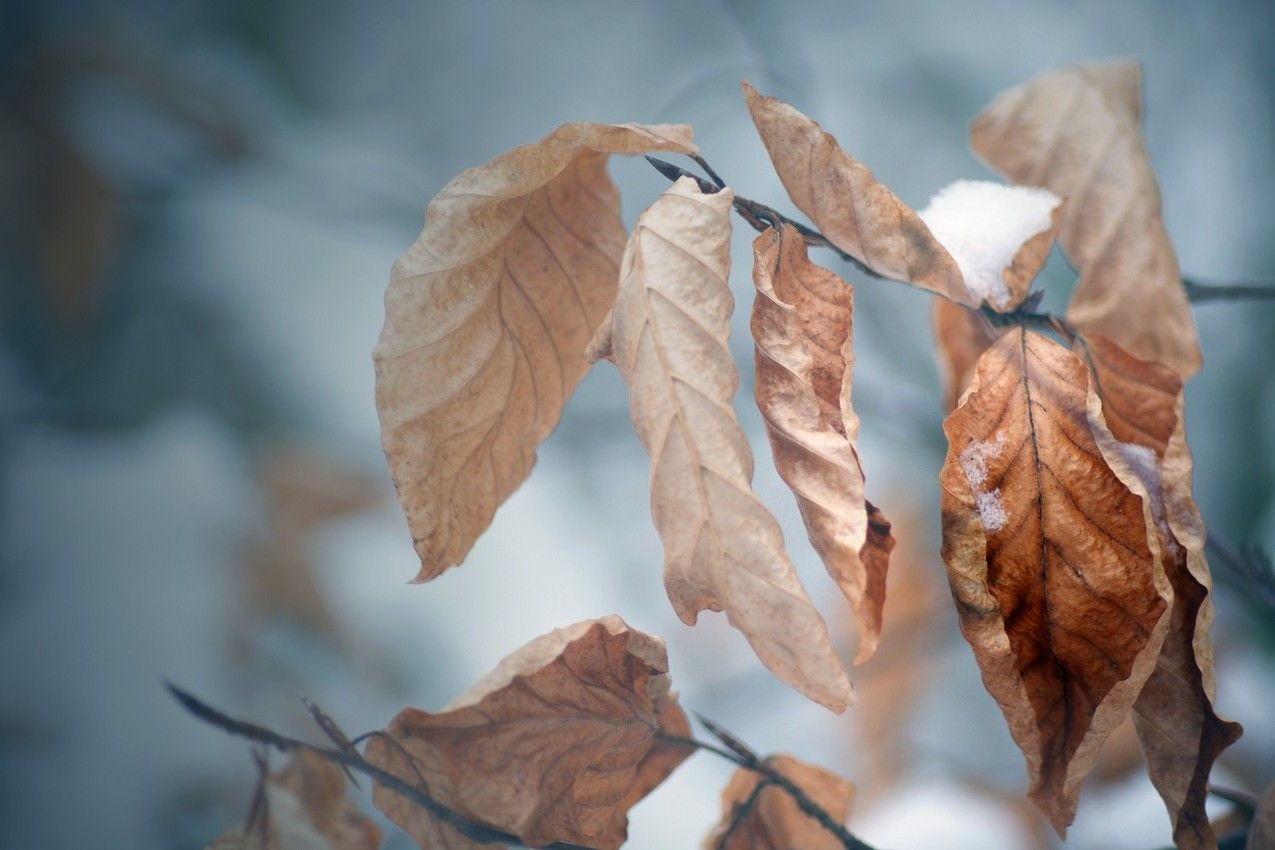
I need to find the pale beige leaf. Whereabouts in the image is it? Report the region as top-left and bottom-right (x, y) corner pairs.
(750, 224), (895, 664)
(1250, 783), (1275, 850)
(939, 328), (1171, 833)
(375, 122), (697, 581)
(970, 60), (1201, 375)
(703, 754), (854, 850)
(364, 616), (691, 850)
(742, 81), (968, 303)
(596, 177), (851, 712)
(209, 751), (381, 850)
(1083, 334), (1242, 850)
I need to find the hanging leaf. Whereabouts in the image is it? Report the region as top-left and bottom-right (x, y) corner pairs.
(703, 755), (854, 850)
(970, 60), (1201, 376)
(208, 751), (381, 850)
(939, 327), (1171, 833)
(375, 122), (696, 581)
(589, 177), (851, 711)
(750, 224), (894, 663)
(1250, 783), (1275, 850)
(932, 299), (1004, 413)
(1082, 334), (1242, 850)
(741, 81), (968, 303)
(364, 616), (691, 850)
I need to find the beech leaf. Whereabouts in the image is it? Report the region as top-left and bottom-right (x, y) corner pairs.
(742, 81), (968, 303)
(1083, 334), (1242, 850)
(590, 177), (852, 712)
(970, 59), (1201, 376)
(208, 751), (381, 850)
(375, 122), (696, 581)
(703, 754), (854, 850)
(363, 616), (690, 850)
(750, 224), (895, 664)
(1250, 783), (1275, 850)
(939, 328), (1171, 833)
(932, 299), (1004, 414)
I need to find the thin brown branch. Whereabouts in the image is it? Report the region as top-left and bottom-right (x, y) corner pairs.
(1184, 278), (1275, 303)
(166, 684), (592, 850)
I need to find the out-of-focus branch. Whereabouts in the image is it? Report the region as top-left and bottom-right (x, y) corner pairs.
(1184, 278), (1275, 303)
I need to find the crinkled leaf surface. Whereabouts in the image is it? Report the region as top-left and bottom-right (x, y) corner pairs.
(208, 751), (381, 850)
(742, 81), (968, 303)
(939, 328), (1170, 833)
(591, 178), (851, 711)
(375, 122), (696, 580)
(364, 616), (690, 850)
(703, 754), (854, 850)
(970, 60), (1200, 375)
(1083, 334), (1241, 850)
(750, 224), (894, 664)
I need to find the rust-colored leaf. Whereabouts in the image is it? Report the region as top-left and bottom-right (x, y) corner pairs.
(375, 122), (696, 581)
(1082, 334), (1242, 850)
(939, 328), (1171, 833)
(364, 616), (691, 850)
(209, 751), (381, 850)
(703, 754), (854, 850)
(932, 299), (1005, 414)
(970, 60), (1201, 376)
(1250, 783), (1275, 850)
(742, 81), (968, 303)
(590, 178), (851, 711)
(749, 224), (895, 664)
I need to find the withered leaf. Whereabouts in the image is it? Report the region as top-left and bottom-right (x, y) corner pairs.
(375, 122), (696, 581)
(590, 177), (851, 711)
(742, 81), (968, 303)
(1083, 334), (1242, 850)
(1250, 783), (1275, 850)
(932, 299), (1004, 414)
(750, 224), (895, 664)
(209, 751), (381, 850)
(970, 60), (1201, 376)
(703, 754), (854, 850)
(364, 616), (691, 850)
(939, 328), (1171, 833)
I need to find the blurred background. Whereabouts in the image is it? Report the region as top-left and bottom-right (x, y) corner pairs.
(2, 2), (1273, 848)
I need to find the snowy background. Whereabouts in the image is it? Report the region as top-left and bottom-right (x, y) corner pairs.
(2, 2), (1273, 848)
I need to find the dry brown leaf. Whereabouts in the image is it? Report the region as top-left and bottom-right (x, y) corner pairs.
(703, 754), (854, 850)
(375, 122), (696, 581)
(939, 328), (1171, 833)
(932, 299), (1006, 414)
(970, 59), (1201, 376)
(209, 751), (381, 850)
(749, 224), (895, 664)
(1082, 334), (1242, 850)
(742, 81), (968, 303)
(590, 177), (851, 711)
(1250, 783), (1275, 850)
(364, 616), (691, 850)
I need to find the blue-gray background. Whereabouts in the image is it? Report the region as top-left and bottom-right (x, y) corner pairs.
(2, 2), (1272, 848)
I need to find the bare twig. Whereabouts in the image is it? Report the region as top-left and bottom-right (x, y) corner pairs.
(166, 684), (592, 850)
(1184, 278), (1275, 303)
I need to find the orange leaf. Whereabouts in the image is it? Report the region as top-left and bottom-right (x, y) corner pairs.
(703, 755), (854, 850)
(750, 224), (895, 664)
(939, 328), (1171, 833)
(375, 122), (696, 581)
(364, 616), (691, 850)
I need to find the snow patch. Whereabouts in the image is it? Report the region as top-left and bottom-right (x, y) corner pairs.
(919, 180), (1061, 309)
(960, 433), (1008, 532)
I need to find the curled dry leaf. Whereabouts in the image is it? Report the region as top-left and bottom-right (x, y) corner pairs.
(1082, 334), (1242, 850)
(375, 122), (696, 581)
(742, 81), (968, 303)
(703, 754), (854, 850)
(208, 751), (381, 850)
(590, 177), (851, 711)
(970, 59), (1201, 376)
(932, 299), (1004, 414)
(364, 616), (691, 850)
(939, 328), (1171, 833)
(750, 224), (895, 664)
